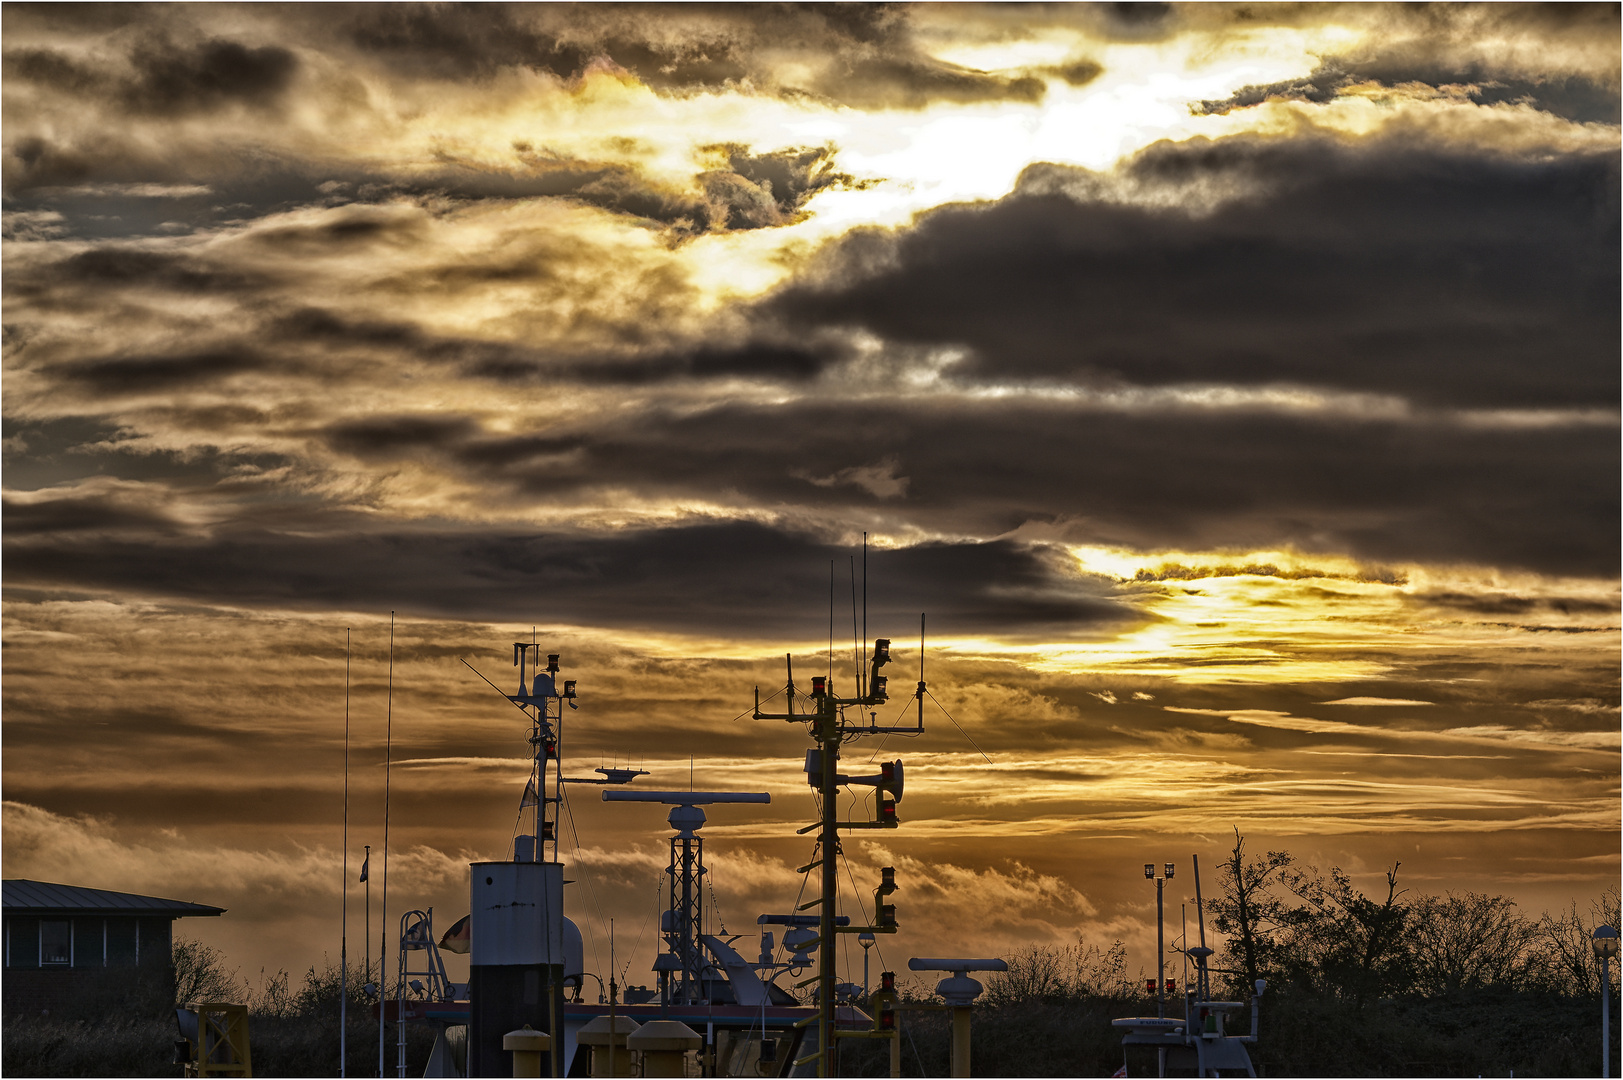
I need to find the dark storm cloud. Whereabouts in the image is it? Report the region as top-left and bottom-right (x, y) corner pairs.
(810, 51), (1044, 110)
(1195, 58), (1621, 125)
(1190, 3), (1620, 122)
(2, 491), (182, 537)
(4, 146), (847, 241)
(323, 415), (481, 459)
(333, 3), (596, 81)
(271, 306), (423, 349)
(325, 3), (1047, 109)
(5, 135), (103, 190)
(1, 415), (288, 492)
(2, 520), (1131, 641)
(9, 247), (266, 298)
(769, 135), (1619, 409)
(5, 35), (298, 117)
(124, 36), (298, 114)
(501, 340), (835, 384)
(1411, 591), (1619, 618)
(56, 349), (280, 392)
(227, 391), (1623, 578)
(390, 143), (852, 234)
(707, 145), (856, 219)
(1, 3), (1055, 113)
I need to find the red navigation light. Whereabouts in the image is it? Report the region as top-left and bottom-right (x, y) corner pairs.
(875, 970), (898, 1032)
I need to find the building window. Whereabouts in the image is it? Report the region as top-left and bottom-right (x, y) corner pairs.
(41, 920), (71, 966)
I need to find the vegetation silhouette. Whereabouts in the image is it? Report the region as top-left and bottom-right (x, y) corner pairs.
(3, 833), (1617, 1075)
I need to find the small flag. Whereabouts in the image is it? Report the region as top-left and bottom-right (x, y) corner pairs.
(359, 852), (369, 883)
(1111, 1066), (1128, 1078)
(439, 914), (471, 955)
(521, 779), (539, 808)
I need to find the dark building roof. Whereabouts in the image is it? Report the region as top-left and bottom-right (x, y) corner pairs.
(2, 880), (224, 918)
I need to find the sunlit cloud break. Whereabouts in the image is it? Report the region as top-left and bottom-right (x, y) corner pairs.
(1, 2), (1616, 989)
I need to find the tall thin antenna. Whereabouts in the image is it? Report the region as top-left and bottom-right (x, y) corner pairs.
(1193, 854), (1207, 951)
(381, 612), (394, 1080)
(1182, 902), (1189, 1018)
(340, 628), (350, 1077)
(828, 561), (834, 686)
(918, 613), (926, 728)
(861, 532), (868, 700)
(849, 557), (860, 699)
(1193, 853), (1208, 1005)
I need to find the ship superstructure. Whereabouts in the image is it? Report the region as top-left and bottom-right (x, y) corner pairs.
(383, 633), (921, 1078)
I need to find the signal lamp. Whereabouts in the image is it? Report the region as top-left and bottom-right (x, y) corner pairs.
(872, 639), (891, 666)
(876, 795), (898, 827)
(878, 866), (896, 894)
(1144, 864), (1154, 878)
(871, 675), (888, 700)
(563, 680), (577, 698)
(879, 760), (904, 802)
(876, 970), (898, 1031)
(811, 676), (826, 696)
(1165, 863), (1175, 879)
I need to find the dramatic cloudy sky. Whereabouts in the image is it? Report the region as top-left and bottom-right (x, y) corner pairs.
(4, 3), (1618, 995)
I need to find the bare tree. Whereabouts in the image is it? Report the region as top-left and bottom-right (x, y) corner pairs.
(1207, 827), (1294, 994)
(172, 938), (247, 1006)
(1411, 892), (1539, 994)
(983, 938), (1131, 1006)
(1279, 862), (1413, 1005)
(1531, 886), (1623, 997)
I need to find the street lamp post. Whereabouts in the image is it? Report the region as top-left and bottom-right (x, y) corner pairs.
(1144, 863), (1175, 1019)
(1594, 925), (1619, 1078)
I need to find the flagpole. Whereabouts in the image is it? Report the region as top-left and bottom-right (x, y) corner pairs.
(381, 611), (394, 1080)
(341, 629), (351, 1077)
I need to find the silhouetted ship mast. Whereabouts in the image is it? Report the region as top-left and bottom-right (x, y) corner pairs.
(376, 598), (941, 1078)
